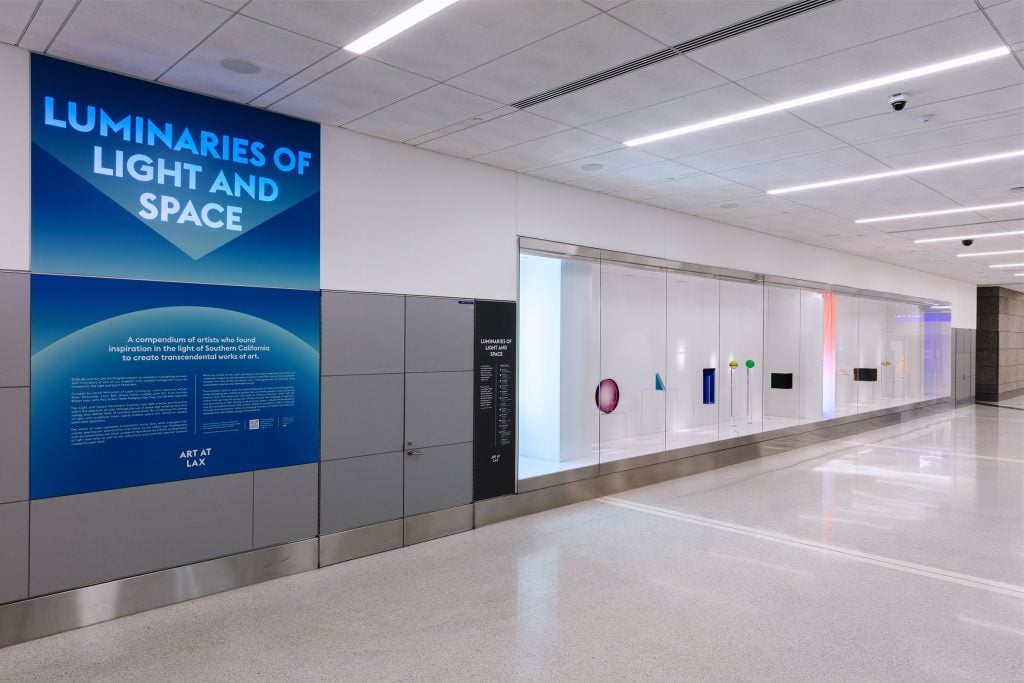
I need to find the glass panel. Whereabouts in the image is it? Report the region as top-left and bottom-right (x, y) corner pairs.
(667, 271), (719, 449)
(924, 305), (952, 399)
(857, 297), (888, 412)
(719, 279), (763, 437)
(517, 253), (600, 480)
(834, 293), (859, 417)
(599, 261), (666, 463)
(764, 285), (824, 428)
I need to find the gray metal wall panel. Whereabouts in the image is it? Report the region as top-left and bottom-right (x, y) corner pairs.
(0, 271), (29, 388)
(0, 502), (28, 604)
(322, 292), (405, 376)
(405, 297), (473, 372)
(253, 464), (318, 549)
(320, 452), (403, 534)
(0, 387), (29, 504)
(29, 473), (254, 597)
(404, 442), (473, 516)
(321, 373), (404, 461)
(405, 371), (473, 448)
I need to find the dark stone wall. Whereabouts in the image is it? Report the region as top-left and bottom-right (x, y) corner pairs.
(977, 287), (1024, 401)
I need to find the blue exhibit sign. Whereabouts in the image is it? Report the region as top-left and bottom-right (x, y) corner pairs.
(30, 275), (321, 499)
(31, 54), (320, 290)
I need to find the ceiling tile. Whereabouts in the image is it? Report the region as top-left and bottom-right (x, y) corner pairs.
(736, 13), (1019, 128)
(447, 14), (663, 103)
(985, 0), (1024, 45)
(943, 184), (1024, 206)
(714, 147), (882, 189)
(826, 88), (1024, 147)
(880, 134), (1024, 169)
(204, 0), (247, 9)
(610, 172), (734, 202)
(0, 1), (37, 45)
(529, 147), (665, 183)
(566, 160), (700, 193)
(404, 105), (517, 145)
(20, 1), (78, 53)
(418, 111), (569, 158)
(248, 49), (355, 107)
(675, 129), (846, 173)
(653, 182), (762, 209)
(241, 0), (409, 48)
(686, 0), (977, 81)
(271, 57), (435, 125)
(849, 109), (1024, 159)
(367, 0), (599, 82)
(914, 158), (1024, 194)
(609, 0), (790, 46)
(160, 14), (336, 103)
(528, 55), (727, 127)
(472, 129), (618, 171)
(48, 0), (230, 79)
(344, 84), (504, 143)
(580, 82), (813, 158)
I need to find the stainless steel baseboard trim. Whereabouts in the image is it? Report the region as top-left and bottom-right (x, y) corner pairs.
(516, 464), (600, 493)
(404, 504), (474, 545)
(319, 520), (403, 567)
(477, 399), (955, 528)
(0, 538), (318, 649)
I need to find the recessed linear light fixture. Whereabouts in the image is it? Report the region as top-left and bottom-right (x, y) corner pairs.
(930, 305), (952, 310)
(989, 263), (1024, 268)
(767, 150), (1024, 195)
(956, 249), (1024, 258)
(622, 46), (1010, 147)
(915, 229), (1024, 244)
(855, 201), (1024, 224)
(344, 0), (462, 54)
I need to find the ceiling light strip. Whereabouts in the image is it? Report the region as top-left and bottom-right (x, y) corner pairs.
(855, 201), (1024, 224)
(768, 150), (1024, 195)
(989, 263), (1024, 268)
(344, 0), (462, 54)
(956, 249), (1024, 258)
(917, 229), (1024, 242)
(624, 47), (1010, 146)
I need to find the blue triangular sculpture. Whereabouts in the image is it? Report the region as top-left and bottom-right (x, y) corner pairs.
(655, 373), (665, 391)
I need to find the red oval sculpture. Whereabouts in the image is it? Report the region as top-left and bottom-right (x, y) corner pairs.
(595, 378), (620, 414)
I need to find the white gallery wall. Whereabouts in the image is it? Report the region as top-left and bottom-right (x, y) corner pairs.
(0, 44), (976, 326)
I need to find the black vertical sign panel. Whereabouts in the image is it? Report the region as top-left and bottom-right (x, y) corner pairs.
(474, 300), (516, 500)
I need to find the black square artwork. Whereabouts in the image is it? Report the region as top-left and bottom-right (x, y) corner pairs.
(854, 368), (878, 382)
(770, 373), (793, 389)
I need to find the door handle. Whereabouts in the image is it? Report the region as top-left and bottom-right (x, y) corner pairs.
(406, 449), (423, 456)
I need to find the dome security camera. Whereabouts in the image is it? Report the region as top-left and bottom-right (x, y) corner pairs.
(889, 92), (909, 111)
(961, 239), (974, 247)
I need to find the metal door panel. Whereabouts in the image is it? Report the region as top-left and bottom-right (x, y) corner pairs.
(405, 297), (473, 372)
(322, 292), (405, 376)
(0, 502), (28, 604)
(320, 452), (404, 534)
(0, 387), (28, 504)
(253, 464), (318, 548)
(321, 373), (404, 460)
(404, 371), (472, 448)
(0, 272), (29, 387)
(403, 443), (473, 516)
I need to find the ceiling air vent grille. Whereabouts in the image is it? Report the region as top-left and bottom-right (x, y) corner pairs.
(510, 0), (838, 109)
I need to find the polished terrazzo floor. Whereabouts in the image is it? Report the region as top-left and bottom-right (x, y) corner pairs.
(1, 404), (1022, 681)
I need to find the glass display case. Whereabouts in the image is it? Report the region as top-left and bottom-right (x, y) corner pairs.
(666, 271), (720, 450)
(599, 262), (667, 463)
(517, 243), (953, 485)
